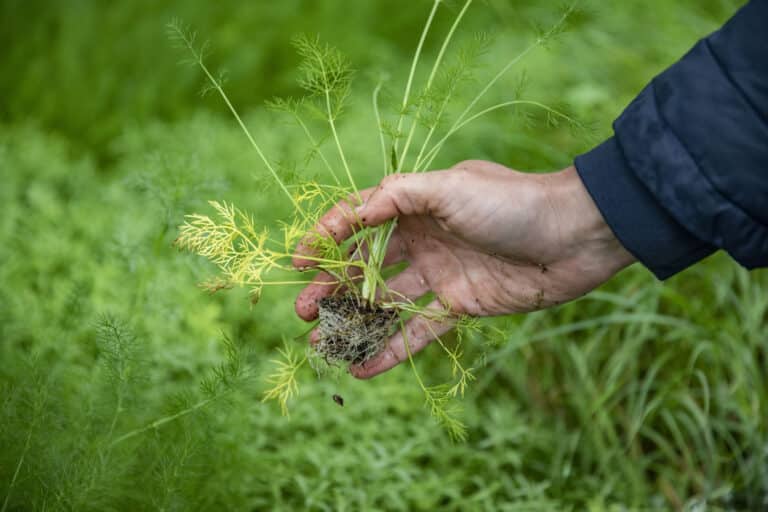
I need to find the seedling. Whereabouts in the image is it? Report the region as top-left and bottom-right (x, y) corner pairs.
(170, 1), (579, 439)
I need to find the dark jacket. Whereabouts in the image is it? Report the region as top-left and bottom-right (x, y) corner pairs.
(575, 0), (768, 279)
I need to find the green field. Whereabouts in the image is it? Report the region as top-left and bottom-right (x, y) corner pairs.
(1, 1), (766, 510)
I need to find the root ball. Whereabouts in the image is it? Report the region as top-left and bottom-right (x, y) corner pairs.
(316, 294), (397, 364)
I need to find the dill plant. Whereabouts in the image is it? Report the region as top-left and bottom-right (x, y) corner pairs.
(170, 1), (579, 439)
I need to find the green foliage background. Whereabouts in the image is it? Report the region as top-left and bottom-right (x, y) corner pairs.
(1, 0), (765, 510)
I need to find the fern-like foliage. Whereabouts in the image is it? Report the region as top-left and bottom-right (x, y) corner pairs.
(176, 201), (273, 290)
(174, 195), (354, 302)
(261, 342), (307, 416)
(170, 1), (584, 437)
(110, 334), (256, 448)
(96, 314), (142, 389)
(293, 34), (353, 121)
(424, 384), (467, 442)
(95, 315), (145, 441)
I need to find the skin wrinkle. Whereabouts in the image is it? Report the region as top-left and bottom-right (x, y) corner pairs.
(542, 173), (566, 265)
(495, 258), (536, 313)
(447, 244), (475, 313)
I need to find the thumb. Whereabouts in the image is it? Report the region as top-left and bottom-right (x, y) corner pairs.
(355, 171), (448, 227)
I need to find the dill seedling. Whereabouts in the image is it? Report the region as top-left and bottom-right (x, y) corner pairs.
(169, 2), (580, 438)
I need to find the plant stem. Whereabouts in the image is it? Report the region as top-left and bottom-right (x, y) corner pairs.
(292, 113), (342, 186)
(364, 1), (474, 300)
(398, 0), (473, 172)
(373, 81), (388, 175)
(107, 394), (123, 442)
(418, 100), (578, 170)
(415, 6), (573, 170)
(361, 219), (397, 302)
(200, 65), (306, 220)
(170, 23), (308, 221)
(1, 428), (32, 512)
(110, 394), (222, 448)
(363, 1), (444, 299)
(392, 0), (441, 160)
(317, 58), (358, 200)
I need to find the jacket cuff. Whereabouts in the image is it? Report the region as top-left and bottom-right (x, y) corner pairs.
(574, 137), (716, 279)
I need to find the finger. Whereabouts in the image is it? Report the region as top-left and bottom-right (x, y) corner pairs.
(296, 232), (408, 321)
(295, 270), (367, 321)
(355, 172), (449, 228)
(293, 170), (446, 268)
(349, 299), (455, 379)
(294, 271), (344, 321)
(380, 266), (429, 302)
(292, 188), (376, 269)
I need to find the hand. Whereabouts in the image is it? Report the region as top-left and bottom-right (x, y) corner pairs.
(292, 160), (635, 378)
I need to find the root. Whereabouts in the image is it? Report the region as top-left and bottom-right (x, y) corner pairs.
(316, 294), (397, 364)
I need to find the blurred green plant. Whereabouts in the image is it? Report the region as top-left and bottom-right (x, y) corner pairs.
(1, 1), (763, 510)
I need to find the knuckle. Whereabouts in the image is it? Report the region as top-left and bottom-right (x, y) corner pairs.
(379, 174), (399, 188)
(450, 159), (485, 170)
(388, 343), (405, 364)
(344, 193), (361, 208)
(443, 168), (471, 190)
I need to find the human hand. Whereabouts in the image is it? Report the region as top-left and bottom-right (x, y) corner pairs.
(293, 160), (635, 378)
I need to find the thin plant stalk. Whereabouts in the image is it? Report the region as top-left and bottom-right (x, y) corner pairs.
(397, 0), (473, 173)
(364, 0), (443, 300)
(1, 428), (32, 512)
(392, 0), (441, 160)
(292, 112), (343, 186)
(168, 21), (308, 221)
(110, 395), (222, 448)
(414, 5), (574, 171)
(418, 100), (580, 171)
(373, 81), (388, 174)
(319, 56), (359, 199)
(365, 0), (472, 301)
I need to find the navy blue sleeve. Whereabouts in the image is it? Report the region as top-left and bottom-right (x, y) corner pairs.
(574, 0), (768, 279)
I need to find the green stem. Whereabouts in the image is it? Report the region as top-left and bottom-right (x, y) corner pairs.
(419, 100), (577, 170)
(200, 64), (306, 220)
(107, 394), (123, 442)
(362, 219), (397, 302)
(398, 0), (473, 172)
(317, 58), (358, 200)
(365, 0), (459, 299)
(171, 24), (307, 221)
(372, 81), (388, 175)
(110, 394), (222, 447)
(1, 428), (32, 512)
(393, 0), (441, 159)
(415, 6), (574, 171)
(292, 113), (342, 186)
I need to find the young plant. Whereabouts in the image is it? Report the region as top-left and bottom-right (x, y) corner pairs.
(169, 1), (579, 439)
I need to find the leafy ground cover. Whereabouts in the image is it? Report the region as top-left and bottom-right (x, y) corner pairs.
(2, 1), (765, 510)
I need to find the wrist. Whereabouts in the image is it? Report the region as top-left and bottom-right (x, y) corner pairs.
(548, 165), (636, 281)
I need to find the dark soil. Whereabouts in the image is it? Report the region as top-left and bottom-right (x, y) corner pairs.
(316, 294), (398, 364)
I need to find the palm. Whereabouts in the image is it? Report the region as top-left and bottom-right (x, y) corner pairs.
(391, 213), (556, 316)
(384, 162), (583, 316)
